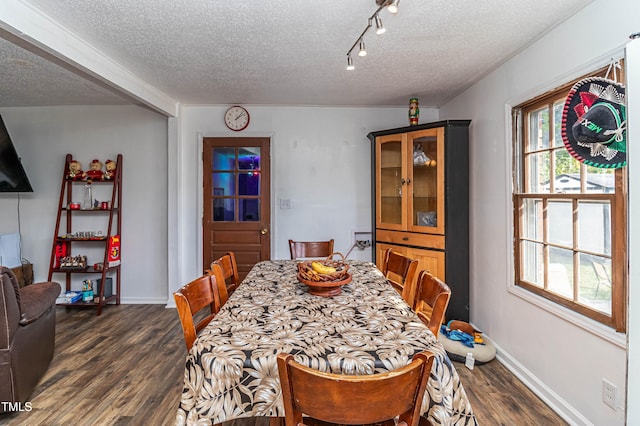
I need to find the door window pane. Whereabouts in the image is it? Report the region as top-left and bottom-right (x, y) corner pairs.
(213, 147), (236, 170)
(238, 148), (260, 171)
(412, 137), (438, 227)
(213, 173), (236, 196)
(213, 198), (234, 222)
(380, 141), (402, 225)
(239, 199), (259, 222)
(239, 173), (260, 196)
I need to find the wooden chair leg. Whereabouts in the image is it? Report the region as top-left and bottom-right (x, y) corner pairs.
(269, 417), (285, 426)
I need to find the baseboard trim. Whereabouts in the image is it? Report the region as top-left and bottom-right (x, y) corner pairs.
(493, 340), (591, 426)
(119, 297), (168, 304)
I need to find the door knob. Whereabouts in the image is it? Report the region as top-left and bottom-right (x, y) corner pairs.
(260, 228), (268, 235)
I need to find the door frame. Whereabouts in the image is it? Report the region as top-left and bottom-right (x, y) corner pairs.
(196, 132), (274, 275)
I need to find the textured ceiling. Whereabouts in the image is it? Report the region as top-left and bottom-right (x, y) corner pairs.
(0, 0), (594, 110)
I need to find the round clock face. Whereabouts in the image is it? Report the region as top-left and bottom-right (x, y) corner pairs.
(224, 106), (250, 131)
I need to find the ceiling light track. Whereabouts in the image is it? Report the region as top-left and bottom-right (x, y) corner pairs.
(346, 0), (399, 70)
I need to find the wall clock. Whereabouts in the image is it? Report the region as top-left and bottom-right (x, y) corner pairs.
(224, 106), (250, 131)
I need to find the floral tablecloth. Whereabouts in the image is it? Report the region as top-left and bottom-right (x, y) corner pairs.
(176, 260), (477, 425)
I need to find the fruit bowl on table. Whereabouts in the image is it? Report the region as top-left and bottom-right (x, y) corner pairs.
(296, 256), (351, 297)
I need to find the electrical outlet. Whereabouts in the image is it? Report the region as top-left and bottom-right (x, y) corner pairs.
(353, 231), (372, 245)
(602, 378), (617, 409)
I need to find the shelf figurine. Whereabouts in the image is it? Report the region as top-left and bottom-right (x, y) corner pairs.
(84, 159), (104, 181)
(67, 160), (84, 180)
(104, 159), (116, 180)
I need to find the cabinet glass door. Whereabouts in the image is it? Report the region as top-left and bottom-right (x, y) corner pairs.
(408, 128), (445, 234)
(376, 134), (407, 230)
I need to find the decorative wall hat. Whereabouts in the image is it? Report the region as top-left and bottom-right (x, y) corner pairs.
(561, 76), (626, 169)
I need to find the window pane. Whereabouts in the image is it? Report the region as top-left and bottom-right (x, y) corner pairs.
(380, 141), (403, 225)
(238, 147), (260, 171)
(213, 198), (234, 222)
(528, 107), (549, 151)
(578, 201), (611, 255)
(578, 254), (611, 315)
(552, 101), (564, 147)
(553, 150), (582, 193)
(213, 173), (236, 196)
(239, 172), (260, 196)
(527, 152), (550, 193)
(412, 137), (438, 228)
(521, 199), (542, 241)
(521, 240), (543, 287)
(549, 247), (573, 298)
(548, 200), (572, 247)
(585, 169), (615, 194)
(213, 147), (236, 171)
(239, 199), (259, 221)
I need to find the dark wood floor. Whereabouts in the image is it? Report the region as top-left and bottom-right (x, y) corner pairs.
(0, 305), (566, 425)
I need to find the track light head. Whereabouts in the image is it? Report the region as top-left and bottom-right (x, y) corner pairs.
(387, 0), (400, 14)
(374, 15), (386, 34)
(346, 55), (354, 70)
(358, 40), (367, 57)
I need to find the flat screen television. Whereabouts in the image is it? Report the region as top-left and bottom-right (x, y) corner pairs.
(0, 115), (33, 192)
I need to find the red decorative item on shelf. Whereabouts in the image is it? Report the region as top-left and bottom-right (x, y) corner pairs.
(54, 242), (67, 269)
(108, 235), (121, 267)
(84, 159), (104, 181)
(67, 160), (84, 180)
(104, 159), (117, 180)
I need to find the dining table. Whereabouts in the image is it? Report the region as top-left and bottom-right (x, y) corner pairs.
(175, 259), (477, 426)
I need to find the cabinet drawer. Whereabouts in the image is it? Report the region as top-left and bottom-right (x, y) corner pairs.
(376, 229), (445, 249)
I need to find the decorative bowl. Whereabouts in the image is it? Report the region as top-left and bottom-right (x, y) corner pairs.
(297, 272), (352, 297)
(296, 256), (351, 297)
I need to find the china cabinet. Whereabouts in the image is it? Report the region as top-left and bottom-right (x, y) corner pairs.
(369, 121), (470, 321)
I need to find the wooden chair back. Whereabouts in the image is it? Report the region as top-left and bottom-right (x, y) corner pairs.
(207, 263), (230, 307)
(289, 239), (334, 260)
(173, 274), (221, 350)
(413, 270), (451, 337)
(381, 248), (419, 307)
(277, 350), (434, 426)
(211, 252), (240, 296)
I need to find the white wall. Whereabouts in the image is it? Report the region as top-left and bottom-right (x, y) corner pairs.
(439, 0), (638, 424)
(0, 105), (168, 303)
(625, 35), (640, 426)
(170, 105), (439, 292)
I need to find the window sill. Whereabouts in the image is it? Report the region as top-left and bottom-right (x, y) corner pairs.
(508, 284), (626, 349)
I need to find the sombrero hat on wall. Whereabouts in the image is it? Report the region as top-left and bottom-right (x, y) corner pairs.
(561, 76), (626, 169)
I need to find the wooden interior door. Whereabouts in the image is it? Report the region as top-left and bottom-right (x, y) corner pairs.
(203, 137), (271, 280)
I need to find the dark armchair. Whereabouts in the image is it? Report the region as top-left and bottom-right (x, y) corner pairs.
(0, 266), (60, 411)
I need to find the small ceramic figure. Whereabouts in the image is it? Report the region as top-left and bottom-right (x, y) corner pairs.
(84, 159), (104, 181)
(67, 160), (84, 180)
(104, 159), (116, 180)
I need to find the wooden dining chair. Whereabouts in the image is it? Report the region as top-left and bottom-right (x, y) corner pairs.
(413, 270), (451, 338)
(277, 350), (435, 426)
(381, 248), (419, 307)
(288, 239), (334, 260)
(173, 274), (222, 351)
(207, 263), (230, 307)
(211, 252), (241, 296)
